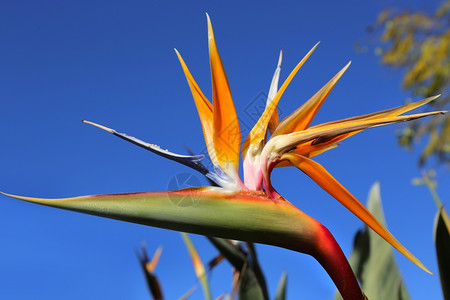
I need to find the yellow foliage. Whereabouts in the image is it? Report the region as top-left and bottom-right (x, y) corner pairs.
(377, 1), (450, 166)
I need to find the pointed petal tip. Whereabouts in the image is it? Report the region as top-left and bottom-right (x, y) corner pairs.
(337, 61), (351, 75)
(410, 95), (443, 111)
(174, 48), (183, 60)
(82, 120), (115, 133)
(0, 191), (51, 205)
(277, 49), (283, 67)
(425, 266), (435, 275)
(338, 61), (351, 74)
(147, 246), (163, 272)
(430, 94), (441, 101)
(206, 13), (213, 35)
(305, 42), (320, 57)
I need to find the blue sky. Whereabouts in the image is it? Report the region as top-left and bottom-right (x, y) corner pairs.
(0, 0), (448, 299)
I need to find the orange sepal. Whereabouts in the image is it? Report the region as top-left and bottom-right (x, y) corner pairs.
(175, 49), (218, 166)
(207, 14), (241, 178)
(282, 153), (432, 274)
(273, 61), (351, 136)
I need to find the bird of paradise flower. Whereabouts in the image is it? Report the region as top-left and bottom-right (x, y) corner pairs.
(2, 14), (445, 300)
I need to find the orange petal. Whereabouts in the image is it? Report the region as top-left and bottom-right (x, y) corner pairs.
(282, 153), (432, 274)
(268, 96), (443, 161)
(242, 43), (319, 158)
(175, 49), (218, 166)
(293, 96), (443, 153)
(207, 14), (241, 178)
(273, 61), (351, 136)
(310, 95), (441, 130)
(266, 110), (445, 156)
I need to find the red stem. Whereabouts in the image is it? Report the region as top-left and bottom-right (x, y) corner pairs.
(312, 224), (366, 300)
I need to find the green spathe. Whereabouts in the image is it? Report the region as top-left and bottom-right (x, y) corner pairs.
(1, 187), (364, 300)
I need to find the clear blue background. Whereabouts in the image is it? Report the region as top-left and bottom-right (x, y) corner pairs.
(0, 1), (448, 299)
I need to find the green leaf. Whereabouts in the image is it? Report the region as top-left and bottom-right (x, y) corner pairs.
(207, 238), (247, 270)
(181, 233), (212, 300)
(434, 207), (450, 300)
(238, 266), (265, 300)
(274, 272), (287, 300)
(335, 182), (410, 300)
(207, 238), (266, 300)
(246, 243), (269, 300)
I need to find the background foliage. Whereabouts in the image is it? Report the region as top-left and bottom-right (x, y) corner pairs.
(374, 0), (449, 167)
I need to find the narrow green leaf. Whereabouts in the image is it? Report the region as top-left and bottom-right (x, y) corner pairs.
(181, 233), (212, 300)
(274, 272), (287, 300)
(246, 243), (269, 300)
(238, 265), (265, 300)
(207, 237), (246, 270)
(434, 207), (450, 300)
(207, 238), (266, 300)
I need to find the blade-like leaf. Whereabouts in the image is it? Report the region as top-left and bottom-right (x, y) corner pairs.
(246, 243), (269, 300)
(207, 238), (268, 300)
(274, 272), (287, 300)
(207, 237), (246, 270)
(434, 207), (450, 300)
(182, 233), (212, 300)
(238, 264), (265, 300)
(1, 188), (365, 300)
